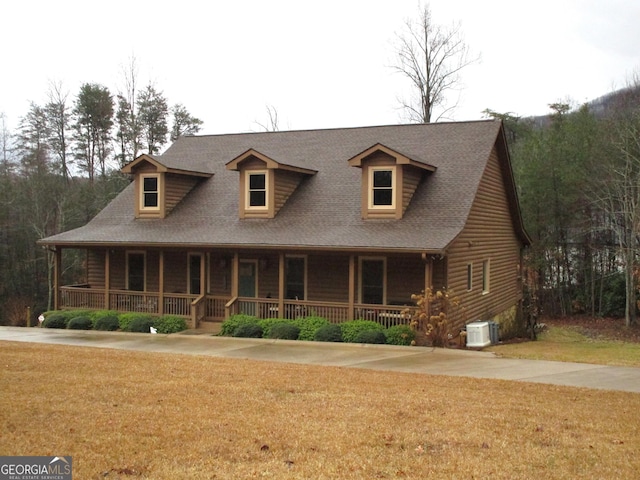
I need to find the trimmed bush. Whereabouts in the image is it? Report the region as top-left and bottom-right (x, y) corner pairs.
(90, 310), (120, 323)
(232, 323), (263, 338)
(155, 315), (188, 334)
(267, 322), (300, 340)
(294, 316), (330, 341)
(258, 318), (293, 338)
(220, 314), (259, 336)
(94, 315), (120, 331)
(67, 316), (93, 330)
(42, 313), (68, 329)
(314, 323), (343, 342)
(118, 313), (151, 332)
(121, 314), (155, 333)
(341, 320), (385, 343)
(385, 325), (416, 346)
(354, 329), (387, 344)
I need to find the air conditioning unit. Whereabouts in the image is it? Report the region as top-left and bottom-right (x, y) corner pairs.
(466, 321), (491, 348)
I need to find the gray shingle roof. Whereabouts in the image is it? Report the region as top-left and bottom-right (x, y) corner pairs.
(41, 120), (512, 252)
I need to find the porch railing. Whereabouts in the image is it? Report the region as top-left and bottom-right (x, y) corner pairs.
(58, 287), (412, 327)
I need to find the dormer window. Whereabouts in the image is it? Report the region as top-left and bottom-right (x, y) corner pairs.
(226, 148), (317, 219)
(348, 143), (436, 220)
(122, 153), (212, 219)
(370, 167), (396, 209)
(247, 171), (268, 209)
(142, 175), (160, 209)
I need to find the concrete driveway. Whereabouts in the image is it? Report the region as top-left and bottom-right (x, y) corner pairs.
(1, 326), (639, 393)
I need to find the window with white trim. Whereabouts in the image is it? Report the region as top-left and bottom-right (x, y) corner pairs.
(369, 166), (395, 209)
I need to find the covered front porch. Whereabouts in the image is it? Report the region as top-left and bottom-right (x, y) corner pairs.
(52, 247), (446, 329)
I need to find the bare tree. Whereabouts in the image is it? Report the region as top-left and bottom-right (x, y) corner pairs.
(45, 81), (71, 181)
(393, 2), (478, 123)
(255, 105), (280, 132)
(593, 76), (640, 327)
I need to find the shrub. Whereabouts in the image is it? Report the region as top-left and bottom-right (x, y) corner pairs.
(67, 316), (93, 330)
(219, 314), (259, 336)
(341, 320), (385, 343)
(294, 316), (330, 341)
(354, 330), (387, 344)
(232, 323), (263, 338)
(94, 315), (120, 331)
(119, 313), (152, 332)
(258, 318), (293, 338)
(155, 315), (188, 334)
(385, 325), (416, 346)
(90, 310), (120, 323)
(267, 322), (300, 340)
(120, 314), (155, 333)
(314, 323), (343, 342)
(42, 313), (68, 329)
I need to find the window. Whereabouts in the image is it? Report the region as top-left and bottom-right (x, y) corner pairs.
(247, 171), (267, 208)
(467, 263), (473, 291)
(286, 256), (306, 300)
(141, 174), (160, 210)
(482, 259), (490, 294)
(189, 254), (202, 295)
(360, 258), (385, 304)
(369, 167), (395, 208)
(127, 252), (145, 291)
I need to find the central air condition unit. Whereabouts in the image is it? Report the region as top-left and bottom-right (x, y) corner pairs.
(466, 321), (491, 348)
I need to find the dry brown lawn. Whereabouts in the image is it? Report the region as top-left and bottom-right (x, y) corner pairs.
(1, 341), (639, 479)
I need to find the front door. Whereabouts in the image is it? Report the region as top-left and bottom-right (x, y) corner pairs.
(239, 260), (257, 315)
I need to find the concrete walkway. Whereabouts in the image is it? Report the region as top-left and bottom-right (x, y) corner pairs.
(1, 326), (640, 393)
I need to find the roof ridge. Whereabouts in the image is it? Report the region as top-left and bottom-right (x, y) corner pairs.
(181, 119), (499, 140)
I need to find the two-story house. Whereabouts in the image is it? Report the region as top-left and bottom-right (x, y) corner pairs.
(39, 119), (530, 336)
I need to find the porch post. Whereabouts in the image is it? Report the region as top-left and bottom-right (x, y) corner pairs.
(278, 253), (285, 316)
(158, 251), (165, 316)
(104, 249), (110, 309)
(54, 247), (61, 310)
(348, 255), (355, 320)
(424, 254), (433, 320)
(231, 253), (239, 298)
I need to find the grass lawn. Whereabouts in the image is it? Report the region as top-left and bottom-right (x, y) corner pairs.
(486, 318), (640, 367)
(1, 341), (639, 479)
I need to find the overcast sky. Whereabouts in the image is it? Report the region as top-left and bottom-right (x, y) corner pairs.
(2, 0), (639, 136)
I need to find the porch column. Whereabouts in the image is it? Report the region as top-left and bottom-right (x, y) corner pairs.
(231, 253), (239, 298)
(158, 251), (165, 316)
(348, 255), (355, 319)
(424, 254), (433, 320)
(278, 253), (285, 316)
(104, 249), (110, 310)
(54, 247), (61, 310)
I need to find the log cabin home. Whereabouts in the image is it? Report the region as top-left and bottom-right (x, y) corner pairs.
(39, 120), (530, 335)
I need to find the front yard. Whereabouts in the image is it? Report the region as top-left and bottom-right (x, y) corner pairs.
(487, 317), (640, 367)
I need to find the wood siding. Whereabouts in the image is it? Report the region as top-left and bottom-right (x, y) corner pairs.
(446, 146), (522, 332)
(274, 170), (303, 215)
(402, 167), (423, 215)
(87, 250), (105, 287)
(165, 174), (199, 215)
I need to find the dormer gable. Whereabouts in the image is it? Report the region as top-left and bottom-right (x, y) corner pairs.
(122, 154), (212, 219)
(226, 149), (317, 219)
(348, 144), (436, 219)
